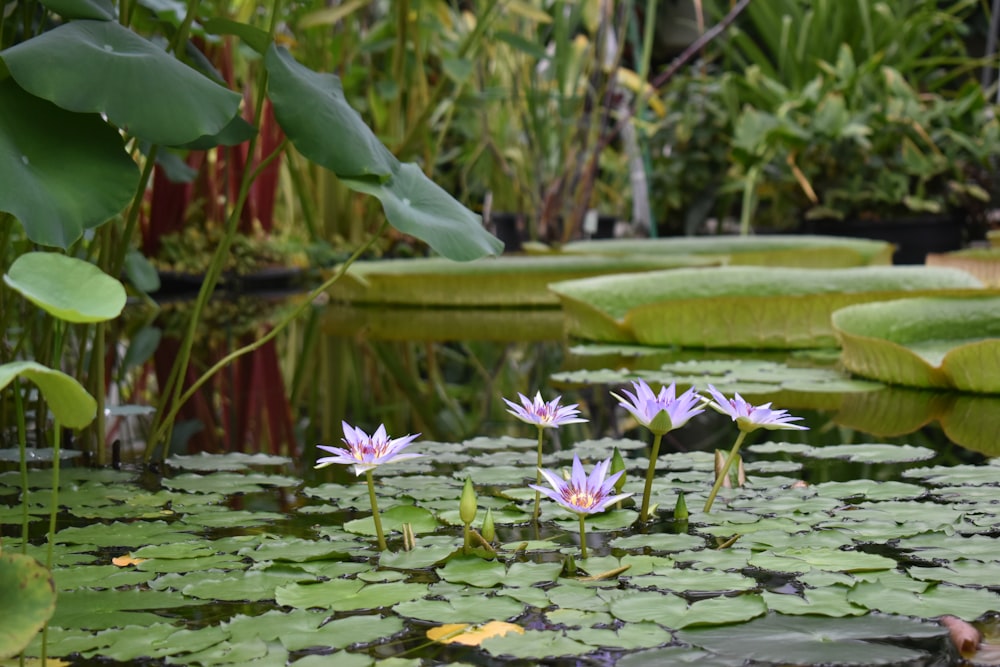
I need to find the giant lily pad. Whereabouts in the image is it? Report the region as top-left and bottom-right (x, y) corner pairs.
(833, 296), (1000, 392)
(0, 20), (241, 146)
(549, 266), (983, 347)
(554, 235), (894, 267)
(328, 255), (714, 307)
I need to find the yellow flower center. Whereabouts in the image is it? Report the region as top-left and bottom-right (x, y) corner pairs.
(352, 438), (389, 461)
(565, 488), (598, 510)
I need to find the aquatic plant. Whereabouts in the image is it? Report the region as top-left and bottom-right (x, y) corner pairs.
(612, 379), (704, 521)
(315, 422), (421, 550)
(703, 385), (807, 512)
(531, 455), (632, 559)
(503, 391), (587, 522)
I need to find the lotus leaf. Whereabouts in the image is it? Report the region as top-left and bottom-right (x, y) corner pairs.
(553, 235), (894, 266)
(833, 296), (1000, 392)
(549, 266), (983, 347)
(0, 552), (56, 659)
(327, 254), (715, 307)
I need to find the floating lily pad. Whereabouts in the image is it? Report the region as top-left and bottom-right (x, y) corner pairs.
(678, 613), (947, 665)
(833, 296), (1000, 392)
(549, 266), (982, 346)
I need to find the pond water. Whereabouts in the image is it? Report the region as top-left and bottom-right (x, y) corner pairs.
(4, 297), (999, 666)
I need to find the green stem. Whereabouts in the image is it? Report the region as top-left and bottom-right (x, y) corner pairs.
(463, 522), (471, 555)
(46, 421), (62, 570)
(578, 513), (588, 560)
(532, 427), (544, 523)
(703, 431), (748, 513)
(14, 380), (28, 554)
(366, 470), (387, 551)
(639, 431), (664, 522)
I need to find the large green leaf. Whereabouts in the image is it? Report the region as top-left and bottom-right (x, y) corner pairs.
(0, 361), (97, 429)
(0, 552), (57, 659)
(0, 80), (138, 248)
(833, 296), (1000, 392)
(4, 252), (126, 323)
(549, 266), (984, 347)
(264, 46), (502, 261)
(0, 21), (241, 146)
(41, 0), (115, 20)
(329, 255), (715, 307)
(555, 235), (894, 267)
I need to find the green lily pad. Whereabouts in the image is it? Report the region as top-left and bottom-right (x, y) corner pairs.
(833, 296), (1000, 392)
(0, 552), (56, 659)
(1, 20), (240, 146)
(555, 235), (893, 267)
(678, 613), (947, 665)
(275, 578), (427, 611)
(0, 79), (138, 248)
(328, 255), (715, 307)
(549, 266), (982, 346)
(5, 252), (126, 323)
(0, 361), (97, 429)
(394, 593), (525, 624)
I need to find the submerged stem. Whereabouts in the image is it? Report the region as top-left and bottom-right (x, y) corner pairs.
(366, 470), (387, 551)
(639, 431), (664, 522)
(532, 427), (544, 523)
(703, 431), (748, 512)
(578, 513), (588, 560)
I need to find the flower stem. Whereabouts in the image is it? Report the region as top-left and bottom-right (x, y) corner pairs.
(639, 431), (664, 522)
(532, 427), (544, 523)
(578, 513), (588, 559)
(703, 431), (748, 513)
(366, 470), (387, 551)
(463, 522), (471, 555)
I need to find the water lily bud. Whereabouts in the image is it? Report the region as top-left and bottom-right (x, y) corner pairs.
(481, 508), (495, 543)
(610, 447), (626, 494)
(674, 491), (689, 521)
(460, 477), (478, 525)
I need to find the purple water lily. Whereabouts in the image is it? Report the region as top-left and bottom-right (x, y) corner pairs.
(612, 379), (704, 435)
(703, 386), (808, 513)
(315, 421), (421, 551)
(706, 385), (807, 433)
(503, 391), (587, 429)
(316, 421), (422, 476)
(612, 379), (704, 522)
(504, 391), (588, 523)
(530, 455), (632, 559)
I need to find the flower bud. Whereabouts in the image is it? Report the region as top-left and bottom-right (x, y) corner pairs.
(674, 491), (689, 521)
(460, 477), (478, 525)
(481, 507), (495, 543)
(610, 447), (626, 494)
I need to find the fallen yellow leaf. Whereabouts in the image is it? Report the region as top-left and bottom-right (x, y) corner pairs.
(112, 554), (146, 567)
(426, 621), (524, 646)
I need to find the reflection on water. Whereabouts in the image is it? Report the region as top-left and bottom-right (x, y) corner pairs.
(137, 296), (999, 465)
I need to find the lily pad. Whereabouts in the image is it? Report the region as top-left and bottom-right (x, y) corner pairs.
(5, 252), (126, 323)
(833, 296), (1000, 392)
(678, 613), (948, 665)
(328, 254), (714, 307)
(554, 235), (894, 267)
(0, 552), (56, 659)
(549, 266), (982, 346)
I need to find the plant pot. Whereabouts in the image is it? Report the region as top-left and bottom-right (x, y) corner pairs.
(800, 213), (965, 265)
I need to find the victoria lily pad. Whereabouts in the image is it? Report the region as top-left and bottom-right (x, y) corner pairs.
(554, 235), (894, 267)
(327, 254), (715, 307)
(833, 296), (1000, 392)
(549, 266), (983, 347)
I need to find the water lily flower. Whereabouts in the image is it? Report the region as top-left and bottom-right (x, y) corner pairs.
(316, 421), (421, 476)
(315, 421), (421, 551)
(705, 385), (808, 433)
(611, 379), (704, 522)
(503, 391), (588, 523)
(612, 380), (704, 436)
(703, 385), (808, 513)
(530, 455), (632, 559)
(503, 391), (587, 429)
